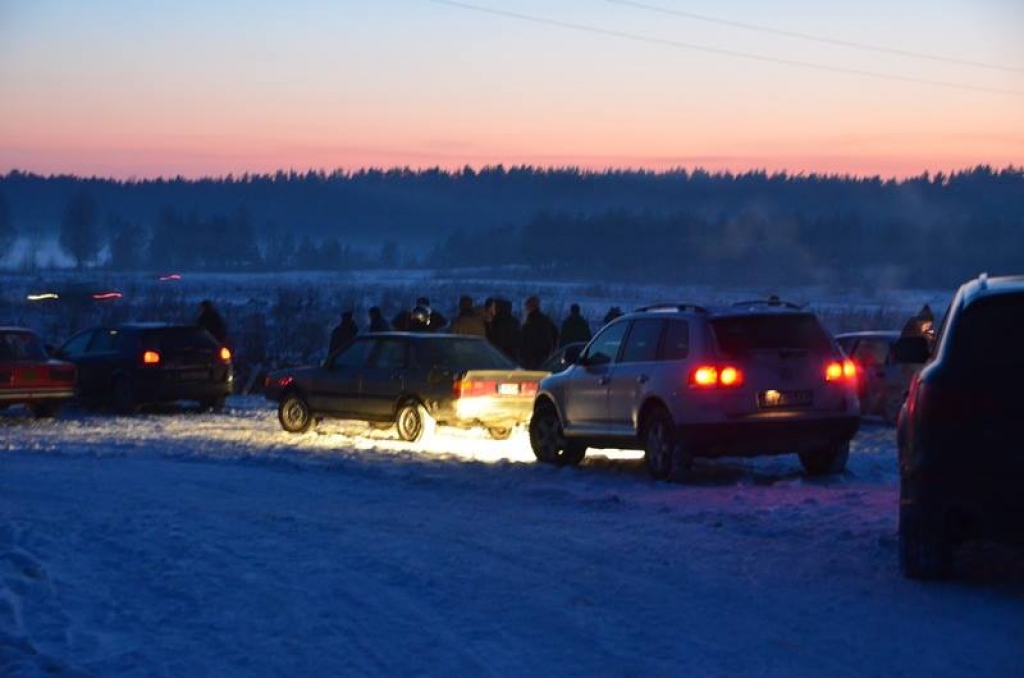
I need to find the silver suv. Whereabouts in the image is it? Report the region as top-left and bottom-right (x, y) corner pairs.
(529, 300), (861, 479)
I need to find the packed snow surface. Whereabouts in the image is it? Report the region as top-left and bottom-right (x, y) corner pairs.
(2, 398), (1022, 677)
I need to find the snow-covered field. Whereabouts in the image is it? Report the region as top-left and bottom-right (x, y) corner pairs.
(2, 397), (1022, 677)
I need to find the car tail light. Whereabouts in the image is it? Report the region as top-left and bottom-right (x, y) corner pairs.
(689, 365), (743, 388)
(276, 375), (294, 388)
(453, 379), (497, 398)
(219, 347), (232, 362)
(520, 382), (538, 396)
(825, 359), (857, 382)
(142, 350), (161, 365)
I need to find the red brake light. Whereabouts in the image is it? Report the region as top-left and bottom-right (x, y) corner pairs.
(142, 350), (161, 365)
(219, 347), (232, 362)
(520, 382), (538, 396)
(826, 359), (858, 382)
(277, 375), (294, 388)
(453, 379), (498, 398)
(689, 365), (743, 388)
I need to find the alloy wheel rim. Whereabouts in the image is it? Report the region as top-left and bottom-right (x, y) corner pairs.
(284, 400), (307, 427)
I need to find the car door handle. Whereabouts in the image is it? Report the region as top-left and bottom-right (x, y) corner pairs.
(637, 374), (649, 384)
(598, 376), (610, 385)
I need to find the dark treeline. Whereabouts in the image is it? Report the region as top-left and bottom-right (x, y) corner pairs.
(1, 165), (1022, 286)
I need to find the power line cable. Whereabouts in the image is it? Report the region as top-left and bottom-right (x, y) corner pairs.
(608, 0), (1024, 74)
(430, 0), (1024, 97)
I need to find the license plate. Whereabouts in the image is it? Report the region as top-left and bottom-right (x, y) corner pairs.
(497, 383), (520, 395)
(180, 369), (209, 381)
(758, 389), (812, 408)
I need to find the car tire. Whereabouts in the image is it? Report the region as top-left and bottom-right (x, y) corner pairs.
(30, 403), (60, 418)
(111, 377), (137, 415)
(529, 401), (586, 466)
(643, 408), (690, 480)
(396, 402), (434, 443)
(487, 426), (513, 440)
(278, 392), (313, 433)
(798, 441), (850, 475)
(201, 395), (227, 413)
(899, 509), (952, 579)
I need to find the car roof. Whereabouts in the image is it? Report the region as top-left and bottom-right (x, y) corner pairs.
(835, 331), (901, 341)
(960, 273), (1024, 307)
(0, 326), (37, 334)
(624, 299), (811, 321)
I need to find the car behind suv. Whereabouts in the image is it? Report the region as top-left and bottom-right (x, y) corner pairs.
(836, 330), (926, 425)
(57, 323), (233, 413)
(897, 274), (1024, 578)
(530, 300), (860, 478)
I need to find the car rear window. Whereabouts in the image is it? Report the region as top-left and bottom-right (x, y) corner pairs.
(141, 328), (219, 351)
(711, 314), (833, 356)
(952, 294), (1024, 367)
(417, 338), (516, 370)
(0, 332), (47, 360)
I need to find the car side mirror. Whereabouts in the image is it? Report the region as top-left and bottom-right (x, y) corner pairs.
(893, 336), (929, 364)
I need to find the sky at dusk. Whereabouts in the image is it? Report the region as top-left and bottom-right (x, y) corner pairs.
(1, 0), (1022, 179)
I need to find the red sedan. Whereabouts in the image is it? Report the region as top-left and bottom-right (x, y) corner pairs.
(0, 327), (76, 417)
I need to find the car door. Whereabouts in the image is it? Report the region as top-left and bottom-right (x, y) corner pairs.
(853, 338), (890, 409)
(606, 319), (665, 434)
(61, 330), (110, 398)
(311, 338), (373, 414)
(564, 320), (629, 430)
(359, 338), (409, 419)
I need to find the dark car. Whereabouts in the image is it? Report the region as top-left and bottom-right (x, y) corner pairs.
(836, 330), (926, 424)
(264, 333), (548, 441)
(531, 300), (860, 478)
(56, 323), (233, 414)
(897, 274), (1024, 579)
(0, 327), (76, 417)
(539, 342), (586, 373)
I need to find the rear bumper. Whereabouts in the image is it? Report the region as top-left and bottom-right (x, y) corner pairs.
(681, 416), (860, 457)
(429, 395), (535, 428)
(133, 372), (233, 404)
(0, 387), (75, 403)
(901, 477), (1024, 545)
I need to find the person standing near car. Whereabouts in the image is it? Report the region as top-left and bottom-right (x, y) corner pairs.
(449, 295), (487, 337)
(560, 303), (591, 346)
(368, 306), (390, 332)
(329, 311), (358, 354)
(520, 296), (559, 370)
(197, 300), (228, 345)
(486, 298), (521, 364)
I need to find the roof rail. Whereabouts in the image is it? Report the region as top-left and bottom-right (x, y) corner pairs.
(978, 272), (989, 290)
(634, 303), (709, 314)
(731, 295), (803, 310)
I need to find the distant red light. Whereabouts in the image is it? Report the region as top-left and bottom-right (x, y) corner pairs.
(92, 291), (123, 300)
(158, 273), (182, 281)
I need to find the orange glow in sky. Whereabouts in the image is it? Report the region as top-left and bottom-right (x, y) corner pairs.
(1, 1), (1021, 179)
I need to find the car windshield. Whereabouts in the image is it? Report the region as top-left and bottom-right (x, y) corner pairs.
(953, 293), (1024, 368)
(0, 331), (48, 361)
(417, 338), (516, 370)
(711, 314), (833, 356)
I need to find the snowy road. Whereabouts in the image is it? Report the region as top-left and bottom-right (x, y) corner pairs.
(2, 398), (1023, 677)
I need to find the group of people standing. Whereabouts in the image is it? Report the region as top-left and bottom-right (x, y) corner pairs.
(328, 296), (607, 369)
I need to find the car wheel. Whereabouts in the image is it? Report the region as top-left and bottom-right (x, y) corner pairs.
(396, 402), (434, 443)
(899, 508), (952, 579)
(643, 408), (690, 480)
(487, 426), (513, 440)
(882, 392), (904, 426)
(278, 392), (313, 433)
(798, 440), (850, 475)
(529, 402), (586, 466)
(30, 403), (60, 418)
(111, 377), (137, 415)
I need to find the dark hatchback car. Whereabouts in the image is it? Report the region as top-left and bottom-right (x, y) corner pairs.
(57, 323), (233, 414)
(265, 333), (548, 441)
(897, 274), (1024, 578)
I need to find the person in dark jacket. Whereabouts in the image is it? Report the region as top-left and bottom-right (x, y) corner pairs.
(486, 297), (521, 364)
(602, 306), (623, 325)
(560, 303), (591, 347)
(901, 304), (935, 340)
(329, 311), (358, 354)
(520, 296), (559, 370)
(368, 306), (390, 332)
(449, 295), (487, 337)
(197, 300), (228, 345)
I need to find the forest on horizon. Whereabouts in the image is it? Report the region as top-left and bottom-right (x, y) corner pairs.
(0, 165), (1021, 288)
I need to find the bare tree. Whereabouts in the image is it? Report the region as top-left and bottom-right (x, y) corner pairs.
(59, 190), (100, 269)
